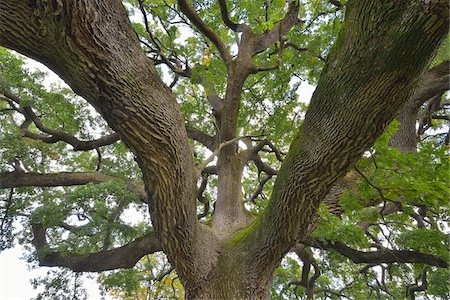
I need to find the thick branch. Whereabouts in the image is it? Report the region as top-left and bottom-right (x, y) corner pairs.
(0, 171), (147, 202)
(239, 0), (449, 278)
(303, 238), (448, 268)
(0, 0), (204, 284)
(31, 223), (162, 272)
(252, 1), (300, 55)
(186, 125), (217, 151)
(390, 60), (450, 151)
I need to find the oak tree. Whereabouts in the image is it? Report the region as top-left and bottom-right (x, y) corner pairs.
(0, 0), (449, 299)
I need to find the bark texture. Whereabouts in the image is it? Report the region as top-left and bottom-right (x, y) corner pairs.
(232, 0), (449, 292)
(0, 0), (217, 292)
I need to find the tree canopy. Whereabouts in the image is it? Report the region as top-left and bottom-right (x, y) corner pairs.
(0, 0), (449, 299)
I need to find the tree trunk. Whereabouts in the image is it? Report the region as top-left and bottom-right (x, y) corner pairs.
(0, 0), (214, 289)
(232, 0), (449, 289)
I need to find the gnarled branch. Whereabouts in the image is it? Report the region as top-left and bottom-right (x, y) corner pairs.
(0, 87), (120, 151)
(31, 223), (161, 272)
(186, 125), (217, 151)
(303, 238), (448, 268)
(217, 0), (246, 32)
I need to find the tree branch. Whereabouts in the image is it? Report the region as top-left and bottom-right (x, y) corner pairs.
(217, 0), (246, 32)
(390, 60), (450, 151)
(1, 0), (203, 283)
(196, 173), (210, 219)
(0, 171), (147, 202)
(252, 1), (301, 55)
(186, 125), (217, 151)
(0, 87), (121, 150)
(303, 238), (448, 268)
(237, 0), (449, 278)
(31, 223), (162, 272)
(177, 0), (232, 67)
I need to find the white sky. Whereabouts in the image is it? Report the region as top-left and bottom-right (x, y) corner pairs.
(0, 41), (316, 300)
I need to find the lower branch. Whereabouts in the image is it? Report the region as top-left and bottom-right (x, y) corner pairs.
(31, 223), (162, 272)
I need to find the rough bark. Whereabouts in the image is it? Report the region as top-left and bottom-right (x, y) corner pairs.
(212, 33), (255, 235)
(0, 0), (217, 292)
(233, 0), (448, 293)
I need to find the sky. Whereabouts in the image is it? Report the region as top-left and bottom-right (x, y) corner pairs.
(0, 42), (316, 300)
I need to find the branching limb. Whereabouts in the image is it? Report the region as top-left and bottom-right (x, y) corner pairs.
(154, 266), (175, 282)
(252, 156), (278, 176)
(292, 244), (321, 299)
(31, 223), (161, 272)
(252, 139), (284, 162)
(137, 0), (191, 78)
(102, 197), (129, 251)
(246, 174), (272, 204)
(1, 87), (120, 150)
(196, 135), (257, 173)
(406, 266), (429, 300)
(177, 0), (232, 67)
(185, 125), (217, 151)
(252, 1), (301, 55)
(0, 0), (202, 285)
(217, 0), (246, 32)
(196, 173), (210, 219)
(242, 138), (283, 179)
(357, 202), (403, 231)
(302, 238), (448, 268)
(0, 171), (147, 203)
(284, 42), (326, 61)
(390, 60), (449, 151)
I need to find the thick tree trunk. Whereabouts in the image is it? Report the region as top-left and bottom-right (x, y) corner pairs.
(212, 30), (256, 236)
(233, 0), (449, 289)
(0, 0), (217, 290)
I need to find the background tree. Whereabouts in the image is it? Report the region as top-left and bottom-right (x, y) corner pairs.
(0, 0), (449, 299)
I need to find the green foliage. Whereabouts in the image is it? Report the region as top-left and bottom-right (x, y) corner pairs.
(0, 48), (150, 297)
(30, 269), (87, 300)
(99, 253), (184, 300)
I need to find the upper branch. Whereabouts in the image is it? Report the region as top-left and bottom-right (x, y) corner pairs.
(32, 223), (162, 272)
(217, 0), (246, 32)
(410, 60), (450, 109)
(177, 0), (232, 67)
(252, 1), (301, 55)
